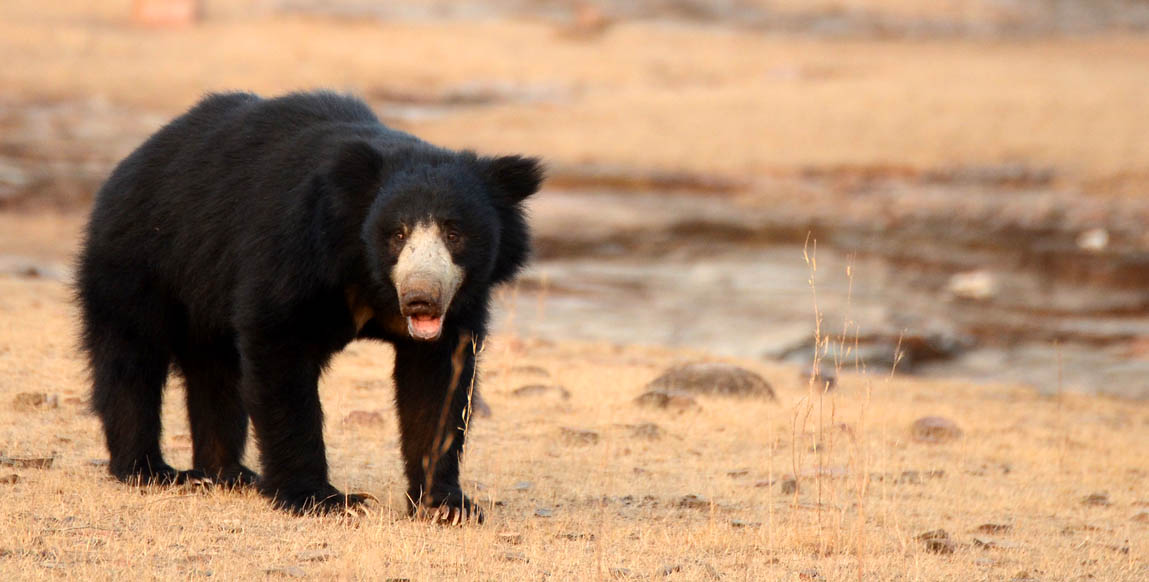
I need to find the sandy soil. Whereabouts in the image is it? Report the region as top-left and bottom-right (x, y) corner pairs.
(1, 274), (1147, 580)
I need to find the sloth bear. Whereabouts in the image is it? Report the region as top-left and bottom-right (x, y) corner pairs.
(76, 91), (543, 520)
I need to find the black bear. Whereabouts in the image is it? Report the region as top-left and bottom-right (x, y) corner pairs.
(76, 91), (543, 520)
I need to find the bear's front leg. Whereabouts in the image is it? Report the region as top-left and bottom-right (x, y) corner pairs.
(393, 331), (484, 524)
(239, 335), (368, 515)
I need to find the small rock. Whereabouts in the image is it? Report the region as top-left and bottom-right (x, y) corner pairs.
(798, 569), (824, 581)
(497, 532), (523, 545)
(947, 270), (997, 301)
(726, 469), (749, 478)
(609, 567), (636, 579)
(645, 362), (775, 399)
(558, 531), (594, 541)
(811, 368), (836, 391)
(730, 519), (760, 528)
(780, 479), (798, 495)
(897, 471), (922, 484)
(1077, 228), (1109, 251)
(677, 494), (710, 509)
(1132, 511), (1149, 522)
(343, 410), (384, 426)
(917, 529), (955, 554)
(973, 537), (1021, 550)
(1083, 491), (1111, 506)
(535, 508), (554, 518)
(296, 550), (333, 562)
(629, 423), (663, 440)
(560, 427), (599, 446)
(501, 551), (528, 563)
(634, 390), (700, 412)
(0, 474), (17, 485)
(264, 565), (306, 578)
(975, 523), (1013, 534)
(658, 564), (681, 576)
(510, 481), (532, 491)
(88, 459), (109, 467)
(0, 456), (53, 469)
(910, 416), (963, 444)
(470, 392), (493, 419)
(512, 384), (570, 399)
(12, 393), (57, 411)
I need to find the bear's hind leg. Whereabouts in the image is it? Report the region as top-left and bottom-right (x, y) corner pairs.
(85, 319), (192, 486)
(176, 339), (259, 488)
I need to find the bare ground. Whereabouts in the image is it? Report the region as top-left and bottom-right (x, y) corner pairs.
(1, 267), (1147, 580)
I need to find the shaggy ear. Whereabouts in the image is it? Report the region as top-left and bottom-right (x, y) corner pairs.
(483, 155), (544, 204)
(328, 140), (384, 195)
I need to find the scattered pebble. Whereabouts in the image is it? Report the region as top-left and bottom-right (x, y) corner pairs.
(1083, 491), (1111, 507)
(296, 550), (333, 562)
(658, 564), (682, 576)
(609, 567), (636, 579)
(510, 481), (532, 491)
(501, 551), (529, 563)
(645, 362), (775, 399)
(947, 270), (997, 301)
(497, 532), (523, 545)
(12, 392), (57, 411)
(469, 392), (493, 419)
(535, 508), (554, 518)
(677, 494), (709, 509)
(264, 565), (306, 578)
(910, 416), (963, 444)
(0, 456), (53, 469)
(975, 523), (1013, 534)
(634, 390), (700, 412)
(629, 423), (663, 440)
(511, 384), (570, 399)
(798, 569), (824, 581)
(917, 529), (955, 554)
(560, 427), (599, 445)
(0, 474), (17, 485)
(973, 537), (1021, 550)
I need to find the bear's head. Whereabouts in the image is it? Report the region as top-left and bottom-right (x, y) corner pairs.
(328, 140), (543, 341)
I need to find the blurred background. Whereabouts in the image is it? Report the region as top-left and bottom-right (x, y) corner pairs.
(1, 0), (1147, 397)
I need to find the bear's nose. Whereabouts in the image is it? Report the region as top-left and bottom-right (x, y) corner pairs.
(400, 280), (442, 316)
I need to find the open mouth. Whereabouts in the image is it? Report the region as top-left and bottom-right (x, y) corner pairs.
(406, 314), (444, 340)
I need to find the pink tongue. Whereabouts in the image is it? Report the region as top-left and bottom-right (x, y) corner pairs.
(408, 315), (443, 339)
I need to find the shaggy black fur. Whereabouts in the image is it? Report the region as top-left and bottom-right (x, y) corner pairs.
(76, 91), (543, 517)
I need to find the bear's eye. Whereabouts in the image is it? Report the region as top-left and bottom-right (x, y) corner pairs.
(445, 229), (461, 244)
(392, 230), (406, 242)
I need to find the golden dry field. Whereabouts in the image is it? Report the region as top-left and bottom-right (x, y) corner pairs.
(2, 1), (1148, 580)
(0, 215), (1146, 580)
(3, 1), (1149, 195)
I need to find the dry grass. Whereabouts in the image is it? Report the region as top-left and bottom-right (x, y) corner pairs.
(4, 2), (1149, 194)
(1, 272), (1146, 580)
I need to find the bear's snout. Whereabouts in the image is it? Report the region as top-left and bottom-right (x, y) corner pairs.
(400, 279), (443, 317)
